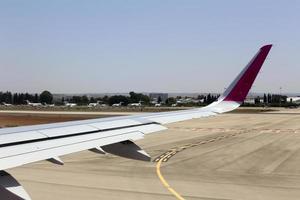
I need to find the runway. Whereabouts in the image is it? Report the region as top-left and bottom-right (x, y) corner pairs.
(5, 109), (300, 200)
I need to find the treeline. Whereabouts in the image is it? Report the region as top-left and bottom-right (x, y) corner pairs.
(0, 91), (222, 106)
(1, 90), (296, 107)
(262, 93), (287, 104)
(63, 91), (150, 106)
(252, 93), (288, 105)
(164, 94), (219, 106)
(244, 93), (294, 107)
(0, 91), (151, 106)
(198, 94), (219, 104)
(0, 91), (53, 105)
(0, 91), (53, 104)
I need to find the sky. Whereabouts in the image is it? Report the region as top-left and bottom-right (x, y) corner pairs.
(0, 0), (299, 94)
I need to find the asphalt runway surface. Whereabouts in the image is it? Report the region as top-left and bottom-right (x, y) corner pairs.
(4, 109), (300, 200)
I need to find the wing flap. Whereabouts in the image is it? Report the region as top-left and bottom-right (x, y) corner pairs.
(0, 131), (145, 170)
(136, 124), (167, 134)
(39, 124), (98, 137)
(89, 119), (142, 130)
(102, 140), (151, 161)
(0, 131), (47, 145)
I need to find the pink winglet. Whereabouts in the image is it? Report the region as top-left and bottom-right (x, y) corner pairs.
(223, 44), (272, 102)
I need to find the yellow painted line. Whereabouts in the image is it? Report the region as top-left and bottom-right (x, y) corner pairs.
(156, 153), (186, 200)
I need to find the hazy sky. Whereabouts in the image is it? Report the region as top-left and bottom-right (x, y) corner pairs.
(0, 0), (299, 94)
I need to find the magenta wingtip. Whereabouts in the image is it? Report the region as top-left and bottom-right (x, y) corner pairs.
(223, 44), (272, 102)
(261, 44), (273, 50)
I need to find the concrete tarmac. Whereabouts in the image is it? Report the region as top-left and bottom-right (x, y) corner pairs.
(6, 109), (300, 200)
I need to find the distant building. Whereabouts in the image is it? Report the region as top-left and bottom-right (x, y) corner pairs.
(244, 97), (263, 104)
(176, 97), (200, 104)
(149, 93), (168, 103)
(244, 97), (255, 104)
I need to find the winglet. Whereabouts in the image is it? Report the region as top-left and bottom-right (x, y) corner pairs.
(206, 45), (272, 113)
(220, 44), (272, 102)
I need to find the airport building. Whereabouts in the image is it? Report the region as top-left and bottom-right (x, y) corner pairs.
(244, 97), (264, 104)
(149, 93), (168, 103)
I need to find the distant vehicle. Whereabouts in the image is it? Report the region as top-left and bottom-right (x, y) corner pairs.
(64, 101), (77, 107)
(150, 100), (157, 105)
(155, 103), (161, 107)
(88, 101), (103, 108)
(129, 101), (142, 107)
(43, 103), (55, 107)
(88, 102), (98, 108)
(171, 103), (177, 107)
(1, 102), (12, 106)
(129, 103), (141, 107)
(25, 100), (42, 107)
(112, 102), (123, 107)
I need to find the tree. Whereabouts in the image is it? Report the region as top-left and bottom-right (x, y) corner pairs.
(263, 93), (267, 103)
(19, 93), (25, 104)
(207, 94), (212, 104)
(34, 93), (39, 103)
(108, 95), (129, 106)
(90, 97), (96, 103)
(197, 95), (204, 100)
(267, 93), (272, 103)
(129, 91), (150, 104)
(40, 91), (53, 104)
(13, 93), (18, 104)
(71, 96), (82, 104)
(157, 96), (162, 103)
(165, 97), (176, 105)
(81, 95), (89, 105)
(254, 96), (261, 104)
(102, 95), (109, 104)
(1, 91), (12, 104)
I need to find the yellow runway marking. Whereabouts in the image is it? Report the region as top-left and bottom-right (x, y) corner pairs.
(154, 132), (248, 198)
(156, 152), (186, 200)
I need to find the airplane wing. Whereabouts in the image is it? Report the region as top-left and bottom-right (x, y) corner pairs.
(0, 45), (272, 199)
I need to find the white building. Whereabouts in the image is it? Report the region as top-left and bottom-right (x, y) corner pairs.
(244, 97), (264, 104)
(288, 97), (300, 104)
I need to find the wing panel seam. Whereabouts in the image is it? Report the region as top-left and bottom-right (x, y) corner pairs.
(0, 122), (160, 148)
